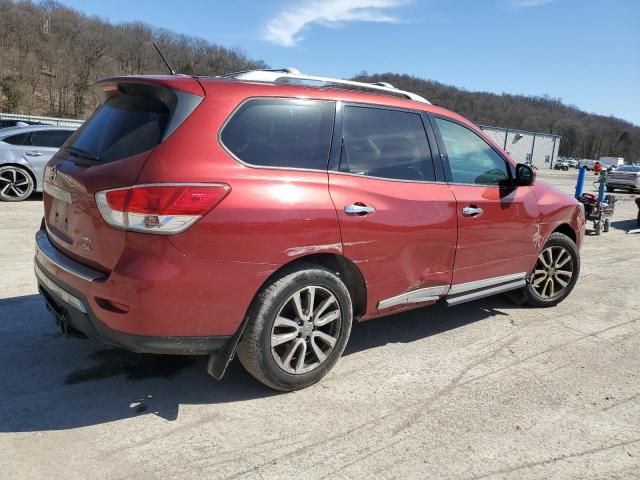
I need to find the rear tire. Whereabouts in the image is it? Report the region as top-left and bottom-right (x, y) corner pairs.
(521, 233), (580, 308)
(237, 263), (353, 391)
(0, 165), (35, 202)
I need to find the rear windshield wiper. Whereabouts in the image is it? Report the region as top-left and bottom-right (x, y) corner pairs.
(66, 146), (100, 162)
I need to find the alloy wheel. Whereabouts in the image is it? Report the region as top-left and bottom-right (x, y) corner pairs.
(0, 167), (32, 200)
(270, 286), (342, 375)
(531, 246), (574, 299)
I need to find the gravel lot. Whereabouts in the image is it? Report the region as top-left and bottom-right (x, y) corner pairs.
(1, 169), (639, 479)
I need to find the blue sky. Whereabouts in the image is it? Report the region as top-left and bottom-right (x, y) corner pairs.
(61, 0), (640, 125)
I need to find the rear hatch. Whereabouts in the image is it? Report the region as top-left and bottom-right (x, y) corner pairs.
(43, 77), (204, 271)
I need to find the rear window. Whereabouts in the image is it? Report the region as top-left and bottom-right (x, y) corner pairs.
(70, 95), (170, 163)
(220, 98), (335, 170)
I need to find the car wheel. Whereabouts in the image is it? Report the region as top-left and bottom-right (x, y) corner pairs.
(237, 263), (353, 391)
(603, 219), (610, 232)
(0, 165), (35, 202)
(522, 233), (580, 308)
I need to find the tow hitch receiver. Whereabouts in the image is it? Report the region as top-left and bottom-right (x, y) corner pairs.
(41, 288), (86, 338)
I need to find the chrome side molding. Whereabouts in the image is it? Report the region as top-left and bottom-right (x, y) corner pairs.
(378, 285), (448, 309)
(448, 272), (527, 296)
(446, 279), (526, 307)
(43, 181), (71, 204)
(35, 231), (105, 282)
(377, 272), (528, 310)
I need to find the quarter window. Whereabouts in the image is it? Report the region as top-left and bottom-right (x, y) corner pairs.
(1, 132), (31, 145)
(220, 98), (335, 170)
(435, 118), (510, 186)
(340, 106), (435, 182)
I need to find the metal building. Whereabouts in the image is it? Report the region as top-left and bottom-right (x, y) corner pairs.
(480, 125), (561, 169)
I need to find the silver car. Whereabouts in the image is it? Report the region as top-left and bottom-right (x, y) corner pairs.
(607, 165), (640, 192)
(0, 125), (77, 201)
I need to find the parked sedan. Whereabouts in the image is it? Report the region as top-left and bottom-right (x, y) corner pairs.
(607, 165), (640, 192)
(0, 125), (77, 201)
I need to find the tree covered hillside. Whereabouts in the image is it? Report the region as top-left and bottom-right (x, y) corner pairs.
(0, 0), (265, 118)
(354, 73), (640, 161)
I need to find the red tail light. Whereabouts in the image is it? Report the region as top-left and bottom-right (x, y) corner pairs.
(96, 184), (230, 234)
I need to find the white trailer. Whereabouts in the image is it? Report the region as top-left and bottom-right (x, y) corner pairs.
(599, 157), (625, 168)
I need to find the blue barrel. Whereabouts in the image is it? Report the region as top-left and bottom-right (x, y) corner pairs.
(575, 166), (586, 198)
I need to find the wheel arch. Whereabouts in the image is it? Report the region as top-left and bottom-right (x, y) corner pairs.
(207, 252), (367, 380)
(259, 253), (368, 321)
(551, 223), (577, 244)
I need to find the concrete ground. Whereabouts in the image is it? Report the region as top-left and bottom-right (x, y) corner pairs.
(1, 170), (639, 479)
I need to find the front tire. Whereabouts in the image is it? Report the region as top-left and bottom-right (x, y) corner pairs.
(0, 165), (35, 202)
(237, 264), (353, 391)
(522, 233), (580, 307)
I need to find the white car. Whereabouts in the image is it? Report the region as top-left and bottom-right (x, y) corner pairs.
(0, 125), (77, 201)
(607, 165), (640, 192)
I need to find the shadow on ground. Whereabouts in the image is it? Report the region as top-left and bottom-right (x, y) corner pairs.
(611, 219), (639, 232)
(0, 292), (515, 432)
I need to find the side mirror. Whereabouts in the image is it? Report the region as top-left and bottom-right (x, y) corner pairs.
(515, 163), (536, 186)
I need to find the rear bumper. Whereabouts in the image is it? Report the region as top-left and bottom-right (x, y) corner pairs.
(34, 226), (268, 338)
(35, 260), (230, 355)
(34, 230), (234, 354)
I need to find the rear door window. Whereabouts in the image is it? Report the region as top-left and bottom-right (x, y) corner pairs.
(70, 95), (170, 163)
(31, 130), (74, 148)
(340, 106), (435, 182)
(220, 98), (335, 170)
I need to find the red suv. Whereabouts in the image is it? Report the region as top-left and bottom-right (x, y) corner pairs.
(34, 69), (585, 391)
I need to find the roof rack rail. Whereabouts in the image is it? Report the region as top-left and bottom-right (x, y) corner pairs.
(220, 68), (430, 104)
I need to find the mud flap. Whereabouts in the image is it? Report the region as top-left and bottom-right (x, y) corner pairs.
(206, 317), (249, 380)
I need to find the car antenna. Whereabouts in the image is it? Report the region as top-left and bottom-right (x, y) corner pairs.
(152, 42), (176, 75)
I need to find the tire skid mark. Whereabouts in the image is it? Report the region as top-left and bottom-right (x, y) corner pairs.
(391, 335), (520, 435)
(468, 437), (640, 480)
(599, 391), (640, 413)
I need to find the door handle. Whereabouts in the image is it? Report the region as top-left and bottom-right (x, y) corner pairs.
(25, 151), (42, 156)
(462, 206), (484, 217)
(344, 203), (375, 215)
